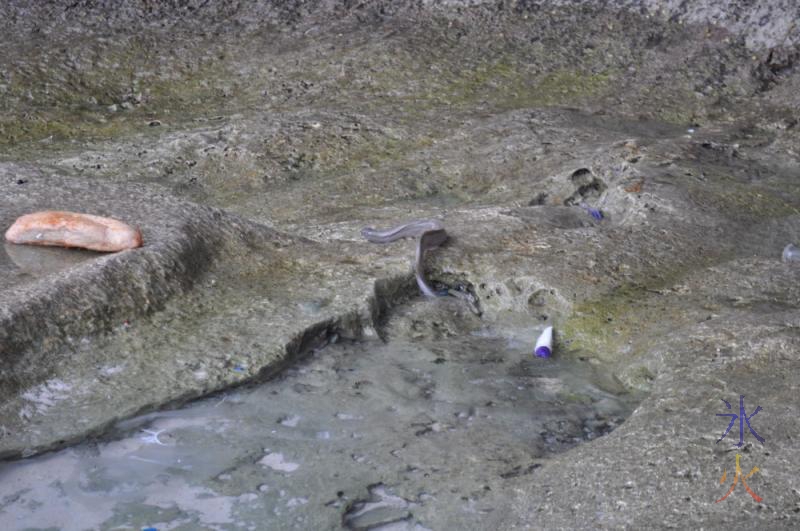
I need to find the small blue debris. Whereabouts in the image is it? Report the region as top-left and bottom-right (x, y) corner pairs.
(233, 365), (246, 373)
(586, 208), (604, 221)
(579, 203), (603, 221)
(142, 527), (158, 531)
(580, 203), (603, 221)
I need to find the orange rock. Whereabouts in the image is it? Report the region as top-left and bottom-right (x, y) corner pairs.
(4, 211), (143, 252)
(624, 179), (644, 193)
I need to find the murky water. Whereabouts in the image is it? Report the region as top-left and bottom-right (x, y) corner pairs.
(0, 243), (98, 294)
(0, 299), (639, 530)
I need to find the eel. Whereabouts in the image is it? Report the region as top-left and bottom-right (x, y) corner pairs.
(362, 219), (481, 315)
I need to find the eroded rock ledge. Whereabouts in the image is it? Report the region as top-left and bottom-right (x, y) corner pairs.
(0, 0), (799, 528)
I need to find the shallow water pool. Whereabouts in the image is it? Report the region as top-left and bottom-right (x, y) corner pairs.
(0, 299), (639, 530)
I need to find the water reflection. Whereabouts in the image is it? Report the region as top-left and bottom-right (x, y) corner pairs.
(0, 243), (98, 293)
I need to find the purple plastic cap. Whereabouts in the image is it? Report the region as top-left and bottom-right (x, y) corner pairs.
(535, 346), (552, 358)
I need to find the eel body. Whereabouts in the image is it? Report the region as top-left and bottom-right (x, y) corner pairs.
(361, 219), (447, 297)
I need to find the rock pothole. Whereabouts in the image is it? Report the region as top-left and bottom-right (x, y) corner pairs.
(0, 297), (641, 530)
(563, 167), (608, 206)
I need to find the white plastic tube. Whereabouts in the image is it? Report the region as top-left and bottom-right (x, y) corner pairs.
(534, 326), (553, 358)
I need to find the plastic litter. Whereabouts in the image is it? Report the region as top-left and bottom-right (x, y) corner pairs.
(580, 203), (604, 221)
(782, 243), (800, 262)
(534, 326), (553, 358)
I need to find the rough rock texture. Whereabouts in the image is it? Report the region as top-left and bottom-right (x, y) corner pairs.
(0, 167), (389, 458)
(0, 0), (799, 528)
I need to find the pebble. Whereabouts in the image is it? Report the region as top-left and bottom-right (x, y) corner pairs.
(5, 211), (143, 252)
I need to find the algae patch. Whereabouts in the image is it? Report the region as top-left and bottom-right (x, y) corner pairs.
(0, 35), (238, 149)
(561, 284), (647, 361)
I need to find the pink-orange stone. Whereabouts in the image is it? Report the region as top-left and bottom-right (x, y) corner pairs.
(5, 211), (143, 252)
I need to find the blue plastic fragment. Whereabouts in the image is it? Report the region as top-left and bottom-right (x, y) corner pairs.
(142, 527), (158, 531)
(233, 365), (246, 372)
(579, 203), (603, 220)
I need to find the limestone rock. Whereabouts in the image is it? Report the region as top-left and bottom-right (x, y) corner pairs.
(5, 211), (143, 252)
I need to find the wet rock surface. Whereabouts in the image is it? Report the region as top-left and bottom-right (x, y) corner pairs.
(1, 0), (799, 529)
(0, 300), (639, 530)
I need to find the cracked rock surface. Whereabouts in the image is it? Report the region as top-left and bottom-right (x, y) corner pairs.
(1, 1), (799, 529)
